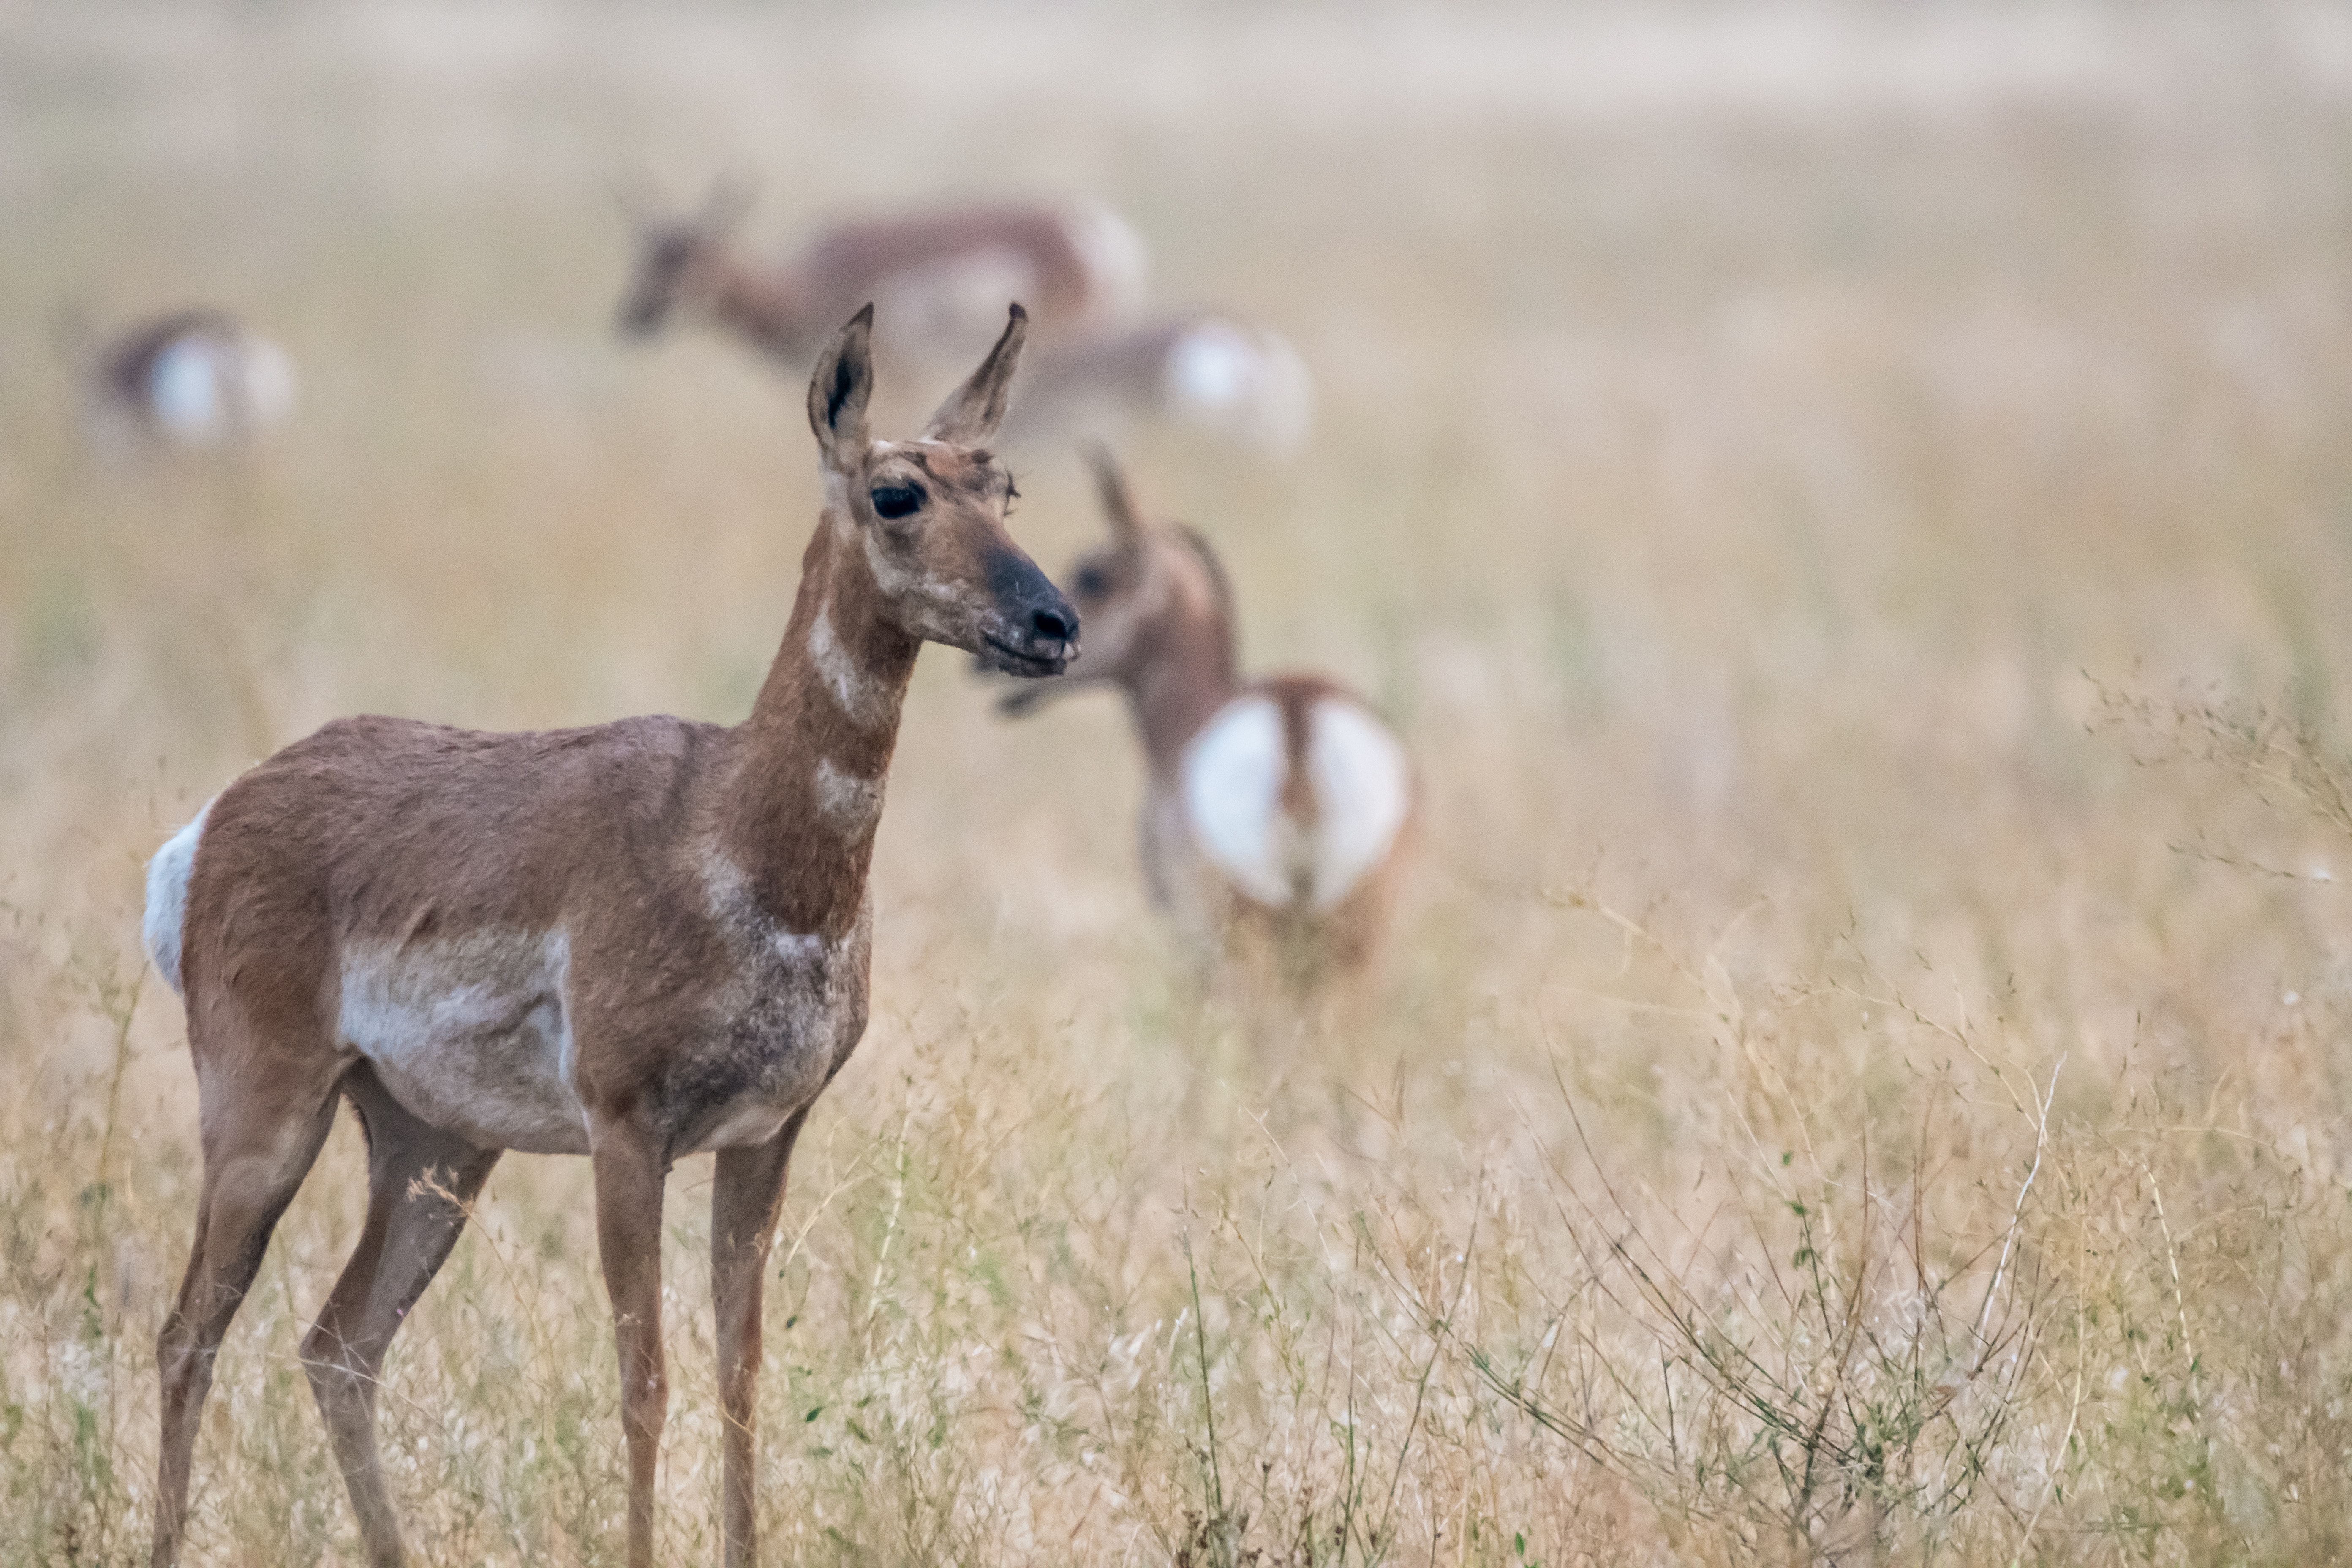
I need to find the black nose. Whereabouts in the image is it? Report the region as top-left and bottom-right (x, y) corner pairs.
(1030, 605), (1074, 642)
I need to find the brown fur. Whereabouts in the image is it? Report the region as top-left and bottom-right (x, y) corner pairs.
(147, 305), (1074, 1568)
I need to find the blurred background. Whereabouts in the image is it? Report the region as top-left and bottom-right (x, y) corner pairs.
(6, 3), (2352, 1563)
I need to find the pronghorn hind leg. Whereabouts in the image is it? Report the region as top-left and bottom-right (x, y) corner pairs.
(301, 1071), (500, 1568)
(153, 1062), (342, 1568)
(712, 1112), (808, 1568)
(591, 1123), (671, 1568)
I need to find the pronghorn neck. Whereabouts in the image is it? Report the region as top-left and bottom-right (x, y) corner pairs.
(1128, 607), (1239, 779)
(717, 513), (919, 934)
(708, 253), (814, 361)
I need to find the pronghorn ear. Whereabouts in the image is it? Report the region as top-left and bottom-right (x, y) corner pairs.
(1085, 444), (1149, 547)
(924, 303), (1027, 445)
(808, 305), (875, 466)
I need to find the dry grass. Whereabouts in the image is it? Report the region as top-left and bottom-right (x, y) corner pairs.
(5, 2), (2352, 1563)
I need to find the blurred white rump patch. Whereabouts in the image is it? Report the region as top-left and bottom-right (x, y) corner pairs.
(1163, 321), (1314, 454)
(147, 332), (296, 446)
(1183, 696), (1294, 907)
(1304, 697), (1410, 909)
(1182, 694), (1409, 912)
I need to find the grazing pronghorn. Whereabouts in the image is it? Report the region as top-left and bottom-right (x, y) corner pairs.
(81, 308), (297, 449)
(1003, 451), (1409, 979)
(617, 183), (1145, 368)
(142, 305), (1074, 1568)
(1005, 311), (1315, 455)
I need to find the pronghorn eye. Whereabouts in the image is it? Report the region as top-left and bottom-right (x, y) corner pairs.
(869, 485), (923, 521)
(1073, 566), (1111, 599)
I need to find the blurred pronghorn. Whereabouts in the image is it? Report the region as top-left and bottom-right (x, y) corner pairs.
(1004, 450), (1411, 983)
(75, 308), (297, 450)
(616, 183), (1312, 453)
(616, 181), (1146, 369)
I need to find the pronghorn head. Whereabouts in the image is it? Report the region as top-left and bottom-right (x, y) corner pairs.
(1000, 447), (1232, 715)
(616, 179), (754, 337)
(811, 303), (1078, 678)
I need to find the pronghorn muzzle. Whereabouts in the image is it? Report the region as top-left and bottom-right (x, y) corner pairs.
(980, 549), (1079, 678)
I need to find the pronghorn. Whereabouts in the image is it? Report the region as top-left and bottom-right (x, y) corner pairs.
(617, 183), (1145, 369)
(1004, 311), (1315, 455)
(1002, 450), (1409, 979)
(142, 306), (1075, 1568)
(81, 308), (297, 449)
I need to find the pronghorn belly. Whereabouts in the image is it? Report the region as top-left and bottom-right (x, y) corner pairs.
(1180, 693), (1409, 914)
(875, 250), (1042, 357)
(338, 931), (588, 1154)
(1301, 698), (1410, 911)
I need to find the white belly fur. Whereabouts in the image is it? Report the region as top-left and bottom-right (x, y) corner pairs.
(339, 929), (588, 1155)
(1181, 694), (1410, 912)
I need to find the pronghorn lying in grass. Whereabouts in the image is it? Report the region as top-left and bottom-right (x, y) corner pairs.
(142, 306), (1076, 1568)
(1006, 310), (1315, 456)
(81, 308), (296, 450)
(1004, 450), (1410, 980)
(617, 181), (1145, 368)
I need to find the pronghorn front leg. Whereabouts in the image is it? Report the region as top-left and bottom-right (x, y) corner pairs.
(592, 1124), (671, 1568)
(712, 1113), (807, 1568)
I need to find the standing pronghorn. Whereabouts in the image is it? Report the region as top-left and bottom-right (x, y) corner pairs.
(142, 306), (1075, 1568)
(1002, 451), (1410, 979)
(79, 307), (297, 449)
(617, 183), (1146, 368)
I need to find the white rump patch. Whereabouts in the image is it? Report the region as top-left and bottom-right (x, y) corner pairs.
(1181, 696), (1296, 907)
(814, 757), (884, 833)
(147, 332), (296, 447)
(339, 929), (586, 1155)
(807, 606), (893, 728)
(1163, 321), (1315, 456)
(1181, 694), (1410, 912)
(1303, 698), (1412, 910)
(150, 338), (229, 444)
(143, 801), (213, 995)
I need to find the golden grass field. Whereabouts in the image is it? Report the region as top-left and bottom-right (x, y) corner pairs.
(7, 2), (2352, 1562)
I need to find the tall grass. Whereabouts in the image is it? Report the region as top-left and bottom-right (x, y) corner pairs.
(5, 2), (2352, 1562)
